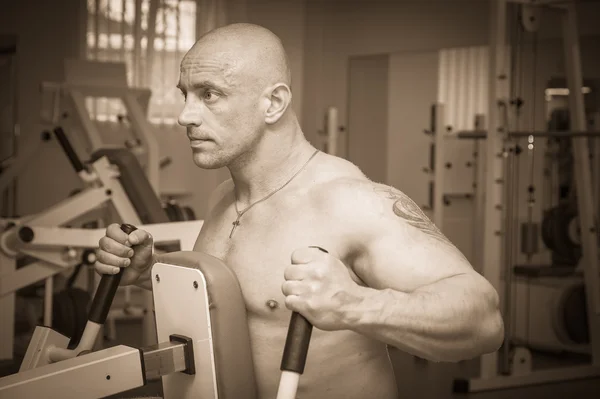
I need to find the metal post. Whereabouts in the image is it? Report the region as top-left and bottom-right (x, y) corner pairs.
(0, 253), (15, 361)
(480, 0), (509, 379)
(473, 116), (487, 270)
(561, 3), (600, 365)
(433, 104), (446, 229)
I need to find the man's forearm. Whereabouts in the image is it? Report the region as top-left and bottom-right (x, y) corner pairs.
(343, 275), (504, 362)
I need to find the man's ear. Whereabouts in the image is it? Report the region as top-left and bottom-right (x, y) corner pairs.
(264, 83), (292, 124)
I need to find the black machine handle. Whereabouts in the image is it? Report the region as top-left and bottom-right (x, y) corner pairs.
(53, 126), (85, 173)
(280, 246), (328, 374)
(88, 224), (137, 324)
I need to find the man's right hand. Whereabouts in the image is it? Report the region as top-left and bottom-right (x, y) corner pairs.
(95, 223), (154, 286)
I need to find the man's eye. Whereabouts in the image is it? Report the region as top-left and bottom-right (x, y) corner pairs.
(204, 91), (219, 102)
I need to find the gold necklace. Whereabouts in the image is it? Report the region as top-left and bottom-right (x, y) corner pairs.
(229, 149), (320, 238)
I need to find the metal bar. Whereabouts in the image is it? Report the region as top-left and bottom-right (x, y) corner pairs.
(432, 104), (446, 229)
(473, 130), (486, 271)
(12, 226), (104, 248)
(94, 0), (100, 60)
(456, 130), (600, 139)
(121, 0), (127, 61)
(501, 142), (520, 374)
(561, 2), (600, 366)
(122, 93), (160, 194)
(69, 89), (105, 152)
(479, 0), (509, 379)
(145, 0), (160, 87)
(0, 345), (145, 398)
(133, 0), (143, 87)
(141, 341), (188, 381)
(0, 252), (15, 360)
(20, 185), (110, 228)
(510, 130), (600, 137)
(43, 276), (53, 327)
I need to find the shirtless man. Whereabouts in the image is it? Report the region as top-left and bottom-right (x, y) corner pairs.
(95, 23), (504, 399)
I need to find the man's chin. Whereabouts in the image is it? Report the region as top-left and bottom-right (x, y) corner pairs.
(191, 152), (228, 169)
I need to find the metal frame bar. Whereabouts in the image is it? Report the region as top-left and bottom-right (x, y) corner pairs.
(479, 0), (510, 380)
(432, 104), (446, 229)
(0, 343), (146, 398)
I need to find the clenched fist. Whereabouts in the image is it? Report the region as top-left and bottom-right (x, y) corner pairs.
(94, 223), (154, 286)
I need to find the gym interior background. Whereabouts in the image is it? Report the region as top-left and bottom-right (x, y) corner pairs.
(1, 0), (600, 398)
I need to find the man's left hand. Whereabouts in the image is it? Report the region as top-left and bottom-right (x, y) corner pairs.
(282, 247), (363, 331)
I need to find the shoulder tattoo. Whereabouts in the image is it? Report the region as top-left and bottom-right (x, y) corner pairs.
(373, 185), (453, 246)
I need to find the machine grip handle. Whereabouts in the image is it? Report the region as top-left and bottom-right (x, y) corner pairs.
(88, 223), (137, 325)
(280, 246), (328, 374)
(280, 312), (313, 374)
(53, 126), (85, 173)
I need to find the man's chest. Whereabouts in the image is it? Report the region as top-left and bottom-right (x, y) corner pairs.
(194, 206), (346, 317)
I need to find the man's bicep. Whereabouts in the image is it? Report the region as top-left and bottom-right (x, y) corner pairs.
(350, 184), (473, 292)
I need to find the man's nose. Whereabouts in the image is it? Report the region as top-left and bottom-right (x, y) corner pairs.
(178, 101), (202, 127)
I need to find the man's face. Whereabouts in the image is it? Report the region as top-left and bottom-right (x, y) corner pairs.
(177, 49), (265, 169)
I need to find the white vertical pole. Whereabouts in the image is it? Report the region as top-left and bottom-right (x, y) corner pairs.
(326, 107), (339, 156)
(433, 104), (446, 229)
(561, 3), (600, 365)
(480, 0), (510, 379)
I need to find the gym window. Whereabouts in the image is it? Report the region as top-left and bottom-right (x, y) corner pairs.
(85, 0), (197, 125)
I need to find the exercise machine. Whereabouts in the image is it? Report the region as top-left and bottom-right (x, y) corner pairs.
(429, 0), (600, 392)
(0, 235), (315, 399)
(0, 222), (316, 398)
(0, 225), (257, 398)
(0, 126), (203, 363)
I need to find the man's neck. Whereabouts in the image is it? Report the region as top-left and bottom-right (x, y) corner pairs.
(228, 125), (317, 207)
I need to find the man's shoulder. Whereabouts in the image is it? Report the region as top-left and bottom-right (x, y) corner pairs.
(312, 175), (400, 222)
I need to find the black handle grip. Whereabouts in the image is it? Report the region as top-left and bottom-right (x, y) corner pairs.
(88, 224), (137, 324)
(53, 126), (85, 173)
(280, 246), (328, 374)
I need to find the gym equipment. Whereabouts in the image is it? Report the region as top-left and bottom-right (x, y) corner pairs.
(0, 225), (258, 398)
(0, 126), (203, 363)
(541, 203), (582, 266)
(0, 224), (317, 399)
(40, 59), (162, 193)
(429, 0), (600, 392)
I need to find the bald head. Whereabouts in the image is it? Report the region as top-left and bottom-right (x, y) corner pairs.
(182, 23), (291, 92)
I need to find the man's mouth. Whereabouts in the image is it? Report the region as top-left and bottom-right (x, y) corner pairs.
(190, 139), (210, 148)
